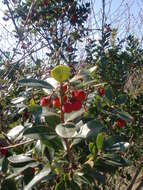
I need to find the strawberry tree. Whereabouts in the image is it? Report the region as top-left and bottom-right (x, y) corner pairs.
(0, 64), (133, 190)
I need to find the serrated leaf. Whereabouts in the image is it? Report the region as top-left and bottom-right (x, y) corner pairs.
(24, 167), (51, 190)
(18, 78), (53, 89)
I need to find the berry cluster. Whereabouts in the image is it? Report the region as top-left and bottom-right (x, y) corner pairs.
(116, 119), (125, 128)
(40, 85), (87, 113)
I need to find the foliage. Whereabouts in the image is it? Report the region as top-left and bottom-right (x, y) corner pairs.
(0, 0), (143, 190)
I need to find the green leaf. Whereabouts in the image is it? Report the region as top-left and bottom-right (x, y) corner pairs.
(24, 167), (51, 190)
(8, 155), (35, 166)
(55, 180), (65, 190)
(105, 87), (113, 101)
(96, 133), (104, 152)
(101, 154), (130, 167)
(7, 125), (24, 140)
(51, 65), (70, 82)
(55, 122), (77, 138)
(6, 163), (38, 179)
(23, 126), (50, 139)
(11, 97), (26, 104)
(111, 110), (133, 122)
(1, 179), (17, 190)
(18, 78), (53, 89)
(2, 157), (9, 173)
(64, 109), (84, 122)
(75, 120), (104, 139)
(105, 142), (129, 152)
(66, 180), (81, 190)
(45, 113), (60, 128)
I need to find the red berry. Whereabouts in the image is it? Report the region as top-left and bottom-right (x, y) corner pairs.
(53, 97), (60, 109)
(98, 87), (105, 97)
(62, 102), (73, 113)
(72, 90), (86, 102)
(0, 148), (8, 157)
(116, 119), (125, 128)
(40, 96), (51, 107)
(71, 100), (82, 111)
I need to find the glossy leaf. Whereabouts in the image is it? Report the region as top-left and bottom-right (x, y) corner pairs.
(18, 78), (53, 89)
(11, 97), (26, 104)
(23, 126), (50, 139)
(24, 167), (51, 190)
(75, 119), (104, 139)
(64, 109), (84, 122)
(8, 155), (35, 164)
(7, 125), (24, 140)
(6, 163), (38, 179)
(55, 122), (77, 138)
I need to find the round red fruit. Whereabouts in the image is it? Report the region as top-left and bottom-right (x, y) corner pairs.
(98, 87), (105, 97)
(116, 119), (125, 128)
(40, 96), (51, 107)
(0, 148), (8, 157)
(72, 90), (86, 102)
(53, 97), (60, 109)
(72, 101), (82, 111)
(62, 102), (73, 113)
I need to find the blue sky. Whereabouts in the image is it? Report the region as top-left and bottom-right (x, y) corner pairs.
(0, 0), (142, 51)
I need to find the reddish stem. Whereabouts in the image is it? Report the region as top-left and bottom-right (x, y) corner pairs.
(60, 83), (74, 175)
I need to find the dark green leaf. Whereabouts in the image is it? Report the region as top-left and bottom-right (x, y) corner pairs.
(24, 167), (51, 190)
(1, 179), (17, 190)
(45, 113), (60, 127)
(23, 126), (50, 139)
(55, 180), (65, 190)
(8, 155), (35, 165)
(18, 78), (53, 89)
(75, 119), (104, 139)
(111, 110), (133, 122)
(2, 157), (9, 173)
(6, 163), (38, 179)
(96, 133), (104, 152)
